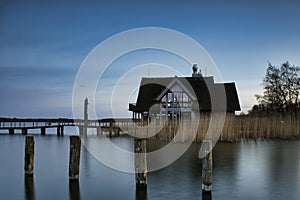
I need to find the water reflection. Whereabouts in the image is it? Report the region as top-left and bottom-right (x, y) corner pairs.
(69, 181), (81, 200)
(265, 141), (300, 199)
(24, 176), (35, 200)
(1, 136), (300, 200)
(235, 141), (300, 199)
(202, 191), (212, 200)
(136, 188), (147, 200)
(212, 142), (241, 199)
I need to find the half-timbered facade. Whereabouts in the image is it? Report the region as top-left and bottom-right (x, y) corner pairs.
(129, 67), (240, 122)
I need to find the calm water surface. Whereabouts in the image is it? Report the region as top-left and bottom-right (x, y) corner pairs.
(0, 134), (299, 200)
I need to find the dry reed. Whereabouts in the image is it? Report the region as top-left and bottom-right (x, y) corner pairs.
(145, 112), (300, 142)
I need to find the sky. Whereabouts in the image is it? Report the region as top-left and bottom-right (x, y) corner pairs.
(1, 0), (300, 118)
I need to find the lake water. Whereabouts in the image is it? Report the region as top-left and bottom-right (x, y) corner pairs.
(0, 134), (300, 200)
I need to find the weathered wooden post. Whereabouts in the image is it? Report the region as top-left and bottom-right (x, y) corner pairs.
(24, 136), (34, 176)
(202, 140), (213, 192)
(69, 136), (81, 181)
(134, 138), (147, 189)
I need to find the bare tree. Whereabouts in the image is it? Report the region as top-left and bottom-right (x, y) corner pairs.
(254, 61), (300, 113)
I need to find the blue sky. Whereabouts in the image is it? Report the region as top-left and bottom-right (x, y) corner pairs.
(1, 0), (300, 118)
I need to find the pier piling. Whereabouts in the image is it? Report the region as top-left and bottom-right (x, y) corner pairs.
(60, 126), (64, 136)
(24, 136), (34, 176)
(57, 127), (61, 136)
(78, 126), (83, 136)
(97, 127), (101, 135)
(109, 122), (113, 137)
(22, 128), (28, 135)
(69, 136), (81, 181)
(9, 128), (14, 135)
(41, 127), (46, 135)
(202, 140), (213, 192)
(134, 138), (147, 189)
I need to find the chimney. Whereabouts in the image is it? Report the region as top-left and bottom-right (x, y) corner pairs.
(192, 64), (202, 77)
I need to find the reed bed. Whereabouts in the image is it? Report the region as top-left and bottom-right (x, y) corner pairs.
(139, 112), (300, 142)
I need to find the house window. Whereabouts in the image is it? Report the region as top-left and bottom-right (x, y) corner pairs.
(161, 91), (192, 111)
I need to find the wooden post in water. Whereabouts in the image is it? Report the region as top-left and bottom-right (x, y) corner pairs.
(61, 126), (64, 136)
(24, 136), (34, 176)
(134, 138), (147, 189)
(202, 140), (213, 192)
(9, 128), (14, 135)
(109, 121), (113, 137)
(22, 128), (28, 135)
(79, 126), (84, 136)
(57, 126), (61, 136)
(41, 127), (46, 135)
(84, 98), (88, 136)
(97, 127), (101, 135)
(69, 136), (81, 181)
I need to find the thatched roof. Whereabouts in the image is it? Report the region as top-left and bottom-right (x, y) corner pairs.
(129, 76), (240, 112)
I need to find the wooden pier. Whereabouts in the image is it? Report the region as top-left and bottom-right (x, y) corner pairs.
(0, 117), (142, 136)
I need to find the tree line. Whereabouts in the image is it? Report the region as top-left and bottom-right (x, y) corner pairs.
(250, 61), (300, 114)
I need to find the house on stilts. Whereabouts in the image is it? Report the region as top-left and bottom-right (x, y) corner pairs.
(129, 65), (241, 126)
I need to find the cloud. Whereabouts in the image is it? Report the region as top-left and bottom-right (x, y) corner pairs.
(1, 0), (300, 119)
